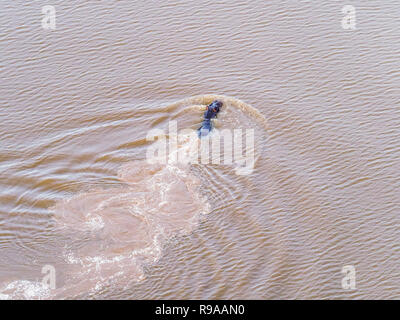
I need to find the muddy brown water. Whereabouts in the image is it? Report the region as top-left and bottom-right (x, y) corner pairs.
(0, 1), (399, 299)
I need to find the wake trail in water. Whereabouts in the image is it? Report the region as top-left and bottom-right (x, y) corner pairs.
(0, 95), (268, 299)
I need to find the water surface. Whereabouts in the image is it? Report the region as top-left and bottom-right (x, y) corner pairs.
(0, 1), (399, 299)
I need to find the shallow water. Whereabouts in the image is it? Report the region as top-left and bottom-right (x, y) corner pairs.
(1, 1), (399, 299)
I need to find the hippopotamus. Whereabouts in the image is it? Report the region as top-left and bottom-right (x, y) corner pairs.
(198, 100), (222, 137)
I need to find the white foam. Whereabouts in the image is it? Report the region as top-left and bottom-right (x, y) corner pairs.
(0, 280), (52, 300)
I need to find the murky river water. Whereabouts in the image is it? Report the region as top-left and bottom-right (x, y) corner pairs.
(0, 1), (399, 299)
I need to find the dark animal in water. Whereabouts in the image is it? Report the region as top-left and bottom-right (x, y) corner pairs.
(198, 100), (222, 137)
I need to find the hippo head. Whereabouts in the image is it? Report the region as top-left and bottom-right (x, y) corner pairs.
(204, 100), (223, 119)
